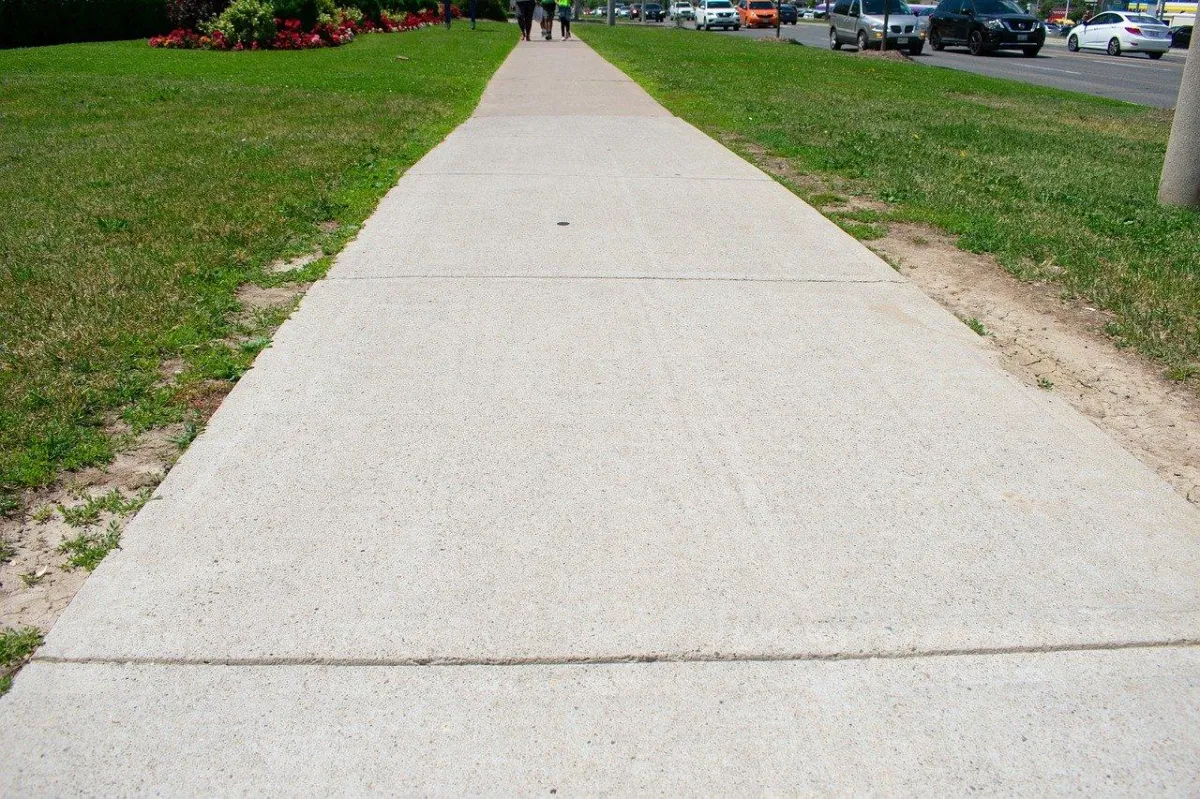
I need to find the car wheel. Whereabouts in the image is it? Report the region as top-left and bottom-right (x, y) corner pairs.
(857, 30), (870, 50)
(1022, 45), (1040, 56)
(968, 29), (986, 55)
(909, 41), (923, 55)
(1107, 36), (1121, 56)
(1148, 50), (1163, 59)
(1067, 33), (1078, 51)
(733, 23), (740, 29)
(930, 28), (944, 50)
(830, 27), (842, 48)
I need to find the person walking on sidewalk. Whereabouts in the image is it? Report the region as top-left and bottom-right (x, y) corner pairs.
(539, 0), (556, 38)
(516, 0), (535, 39)
(557, 0), (572, 38)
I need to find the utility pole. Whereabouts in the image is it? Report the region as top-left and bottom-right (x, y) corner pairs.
(1158, 22), (1200, 205)
(776, 0), (781, 37)
(608, 0), (615, 23)
(881, 1), (889, 50)
(445, 0), (452, 26)
(470, 0), (477, 27)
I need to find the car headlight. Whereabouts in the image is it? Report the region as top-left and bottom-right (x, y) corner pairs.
(984, 18), (1003, 29)
(868, 20), (883, 29)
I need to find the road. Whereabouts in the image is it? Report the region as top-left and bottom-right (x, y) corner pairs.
(635, 18), (1186, 106)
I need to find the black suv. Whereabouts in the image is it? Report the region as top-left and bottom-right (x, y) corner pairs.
(928, 0), (1045, 55)
(644, 1), (666, 18)
(779, 3), (798, 22)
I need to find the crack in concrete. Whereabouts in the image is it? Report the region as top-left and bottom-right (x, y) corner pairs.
(34, 638), (1200, 669)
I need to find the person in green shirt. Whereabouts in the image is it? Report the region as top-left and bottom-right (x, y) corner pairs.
(556, 0), (573, 37)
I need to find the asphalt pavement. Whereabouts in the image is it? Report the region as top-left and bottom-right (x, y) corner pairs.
(636, 18), (1186, 106)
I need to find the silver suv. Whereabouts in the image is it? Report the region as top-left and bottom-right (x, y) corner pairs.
(830, 0), (925, 53)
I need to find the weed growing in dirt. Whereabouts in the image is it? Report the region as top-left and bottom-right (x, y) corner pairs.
(58, 488), (150, 528)
(965, 317), (989, 336)
(59, 519), (123, 571)
(1038, 377), (1055, 390)
(0, 627), (43, 695)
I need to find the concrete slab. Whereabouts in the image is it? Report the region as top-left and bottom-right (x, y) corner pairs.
(477, 42), (667, 117)
(330, 172), (896, 280)
(5, 649), (1200, 794)
(38, 277), (1200, 662)
(408, 115), (770, 180)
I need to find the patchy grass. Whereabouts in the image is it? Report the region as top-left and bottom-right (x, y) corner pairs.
(0, 627), (44, 696)
(0, 26), (515, 496)
(57, 488), (151, 528)
(59, 519), (124, 571)
(578, 25), (1199, 387)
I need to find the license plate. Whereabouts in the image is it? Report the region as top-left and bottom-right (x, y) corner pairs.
(1017, 33), (1028, 40)
(897, 36), (909, 43)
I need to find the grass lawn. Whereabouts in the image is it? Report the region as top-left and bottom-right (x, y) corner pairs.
(0, 26), (515, 497)
(578, 25), (1200, 386)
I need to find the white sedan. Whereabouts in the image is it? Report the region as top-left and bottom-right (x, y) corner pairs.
(670, 1), (694, 18)
(1066, 11), (1171, 58)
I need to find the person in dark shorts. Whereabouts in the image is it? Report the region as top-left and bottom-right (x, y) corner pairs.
(540, 0), (556, 38)
(515, 0), (535, 39)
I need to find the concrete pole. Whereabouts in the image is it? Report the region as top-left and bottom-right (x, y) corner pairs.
(608, 0), (615, 23)
(1158, 25), (1200, 206)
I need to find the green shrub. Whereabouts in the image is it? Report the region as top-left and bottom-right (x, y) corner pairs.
(272, 0), (333, 27)
(458, 0), (506, 20)
(0, 0), (170, 48)
(203, 0), (276, 42)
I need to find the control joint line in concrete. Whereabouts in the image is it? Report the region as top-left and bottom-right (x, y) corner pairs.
(33, 637), (1200, 670)
(411, 172), (773, 182)
(323, 274), (907, 284)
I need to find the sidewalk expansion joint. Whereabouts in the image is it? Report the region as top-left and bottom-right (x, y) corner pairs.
(405, 172), (773, 182)
(34, 638), (1200, 670)
(324, 274), (907, 284)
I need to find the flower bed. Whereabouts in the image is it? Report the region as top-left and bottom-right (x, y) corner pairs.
(149, 5), (448, 49)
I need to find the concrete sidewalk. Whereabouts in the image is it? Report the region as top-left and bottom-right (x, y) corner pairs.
(4, 38), (1200, 794)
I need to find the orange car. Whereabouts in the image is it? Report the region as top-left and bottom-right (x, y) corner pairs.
(737, 0), (778, 26)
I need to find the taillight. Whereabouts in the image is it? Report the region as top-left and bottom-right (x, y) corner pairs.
(1125, 25), (1141, 34)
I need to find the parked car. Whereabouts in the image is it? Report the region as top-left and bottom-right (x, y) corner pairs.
(1170, 23), (1191, 47)
(910, 3), (936, 32)
(738, 0), (779, 26)
(779, 3), (799, 23)
(696, 0), (740, 28)
(1066, 11), (1169, 58)
(643, 1), (666, 18)
(616, 3), (631, 15)
(928, 0), (1044, 56)
(670, 1), (696, 18)
(830, 0), (925, 53)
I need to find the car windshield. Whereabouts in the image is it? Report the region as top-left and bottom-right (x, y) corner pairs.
(1126, 14), (1162, 24)
(972, 0), (1024, 13)
(708, 1), (732, 6)
(749, 2), (774, 7)
(862, 0), (910, 13)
